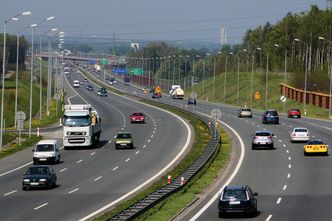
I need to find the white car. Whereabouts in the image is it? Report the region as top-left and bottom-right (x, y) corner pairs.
(73, 80), (80, 88)
(290, 127), (310, 143)
(33, 140), (61, 164)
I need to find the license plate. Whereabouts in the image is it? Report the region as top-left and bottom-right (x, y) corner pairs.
(313, 147), (319, 150)
(39, 158), (47, 161)
(229, 201), (240, 205)
(121, 144), (126, 146)
(30, 182), (39, 185)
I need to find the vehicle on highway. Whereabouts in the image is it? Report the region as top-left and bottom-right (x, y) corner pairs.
(188, 97), (197, 105)
(252, 130), (274, 149)
(22, 165), (57, 190)
(97, 87), (108, 96)
(304, 140), (328, 156)
(86, 84), (94, 91)
(152, 92), (161, 99)
(238, 107), (252, 118)
(129, 112), (145, 123)
(169, 85), (184, 99)
(262, 109), (279, 124)
(290, 127), (310, 143)
(73, 80), (80, 88)
(80, 80), (84, 85)
(63, 104), (101, 149)
(115, 132), (134, 149)
(288, 108), (301, 118)
(84, 78), (88, 82)
(33, 140), (60, 164)
(218, 185), (258, 217)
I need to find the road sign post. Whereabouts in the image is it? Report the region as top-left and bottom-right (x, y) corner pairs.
(16, 111), (26, 145)
(210, 108), (221, 140)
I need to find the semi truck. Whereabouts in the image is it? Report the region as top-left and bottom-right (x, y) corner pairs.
(169, 85), (184, 99)
(63, 104), (101, 149)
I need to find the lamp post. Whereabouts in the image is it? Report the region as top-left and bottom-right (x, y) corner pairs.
(203, 53), (209, 99)
(213, 51), (221, 102)
(224, 52), (233, 103)
(184, 55), (189, 90)
(250, 52), (254, 108)
(15, 24), (32, 128)
(192, 55), (199, 94)
(1, 11), (31, 149)
(265, 52), (269, 110)
(28, 16), (55, 137)
(39, 28), (57, 120)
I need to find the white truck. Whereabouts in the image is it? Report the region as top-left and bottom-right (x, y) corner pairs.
(169, 85), (184, 99)
(63, 104), (101, 149)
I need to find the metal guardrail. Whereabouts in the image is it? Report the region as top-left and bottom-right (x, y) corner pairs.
(109, 102), (220, 221)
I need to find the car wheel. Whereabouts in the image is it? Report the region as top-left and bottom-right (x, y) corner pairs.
(304, 151), (307, 156)
(252, 145), (256, 150)
(218, 211), (223, 218)
(115, 144), (119, 149)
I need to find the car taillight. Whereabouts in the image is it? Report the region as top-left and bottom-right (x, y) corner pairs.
(293, 133), (296, 136)
(307, 133), (310, 136)
(268, 136), (272, 139)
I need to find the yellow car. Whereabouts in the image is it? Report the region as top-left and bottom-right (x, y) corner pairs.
(304, 140), (328, 156)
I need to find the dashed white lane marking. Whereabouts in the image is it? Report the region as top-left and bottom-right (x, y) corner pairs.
(59, 168), (68, 173)
(286, 150), (289, 154)
(153, 131), (156, 134)
(288, 157), (291, 161)
(90, 152), (96, 156)
(283, 144), (286, 148)
(94, 176), (103, 181)
(151, 135), (154, 138)
(142, 145), (146, 148)
(113, 136), (117, 138)
(278, 139), (282, 143)
(283, 185), (287, 190)
(266, 214), (273, 221)
(276, 197), (282, 204)
(77, 159), (83, 164)
(287, 173), (291, 178)
(125, 158), (130, 162)
(289, 125), (293, 128)
(281, 123), (286, 125)
(135, 151), (140, 155)
(288, 164), (292, 169)
(251, 122), (255, 125)
(108, 140), (112, 143)
(312, 135), (316, 138)
(34, 203), (48, 210)
(4, 190), (17, 196)
(257, 125), (261, 128)
(121, 128), (124, 131)
(68, 188), (79, 194)
(112, 166), (118, 171)
(154, 127), (157, 130)
(147, 139), (151, 143)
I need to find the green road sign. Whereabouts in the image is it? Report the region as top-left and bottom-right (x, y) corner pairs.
(100, 58), (109, 65)
(129, 68), (144, 75)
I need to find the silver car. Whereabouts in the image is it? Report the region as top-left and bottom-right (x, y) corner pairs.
(252, 130), (274, 149)
(290, 127), (310, 143)
(238, 108), (252, 118)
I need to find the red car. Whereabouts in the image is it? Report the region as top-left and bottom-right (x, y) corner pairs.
(288, 108), (301, 118)
(130, 112), (145, 123)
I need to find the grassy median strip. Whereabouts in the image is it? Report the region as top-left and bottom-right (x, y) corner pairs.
(0, 135), (42, 159)
(95, 100), (230, 221)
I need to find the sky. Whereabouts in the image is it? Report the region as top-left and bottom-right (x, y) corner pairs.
(0, 0), (326, 45)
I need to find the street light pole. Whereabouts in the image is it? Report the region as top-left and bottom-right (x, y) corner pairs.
(265, 53), (269, 110)
(237, 55), (240, 105)
(1, 11), (31, 149)
(29, 24), (36, 137)
(213, 56), (216, 102)
(250, 53), (254, 108)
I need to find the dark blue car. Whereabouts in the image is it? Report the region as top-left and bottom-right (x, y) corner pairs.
(262, 109), (279, 124)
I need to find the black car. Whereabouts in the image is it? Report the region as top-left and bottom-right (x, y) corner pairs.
(22, 165), (57, 190)
(188, 97), (196, 105)
(218, 185), (258, 217)
(86, 84), (94, 91)
(262, 109), (279, 124)
(97, 87), (108, 96)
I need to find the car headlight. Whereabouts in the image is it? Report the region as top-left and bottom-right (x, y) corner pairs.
(82, 131), (86, 135)
(48, 153), (55, 157)
(39, 179), (47, 182)
(23, 179), (30, 182)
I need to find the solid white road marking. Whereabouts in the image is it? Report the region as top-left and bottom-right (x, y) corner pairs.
(90, 152), (96, 156)
(4, 190), (17, 196)
(125, 158), (130, 162)
(77, 159), (83, 164)
(266, 214), (273, 221)
(0, 161), (32, 177)
(68, 188), (79, 194)
(287, 173), (291, 178)
(34, 203), (48, 210)
(112, 166), (118, 171)
(59, 168), (68, 173)
(276, 197), (282, 204)
(135, 151), (140, 155)
(283, 185), (287, 190)
(94, 176), (103, 181)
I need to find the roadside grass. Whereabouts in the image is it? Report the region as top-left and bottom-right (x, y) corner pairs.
(0, 135), (42, 159)
(95, 100), (215, 221)
(189, 70), (331, 119)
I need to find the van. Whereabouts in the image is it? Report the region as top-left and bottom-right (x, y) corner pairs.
(33, 140), (61, 164)
(73, 80), (80, 88)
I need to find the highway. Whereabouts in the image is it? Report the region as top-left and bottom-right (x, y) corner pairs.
(93, 71), (332, 221)
(0, 67), (192, 221)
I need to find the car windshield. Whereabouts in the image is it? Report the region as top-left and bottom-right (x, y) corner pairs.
(223, 190), (247, 200)
(308, 140), (324, 145)
(117, 133), (131, 139)
(241, 108), (251, 111)
(36, 144), (54, 152)
(132, 113), (143, 116)
(291, 109), (300, 112)
(26, 167), (50, 175)
(256, 132), (271, 136)
(266, 111), (278, 116)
